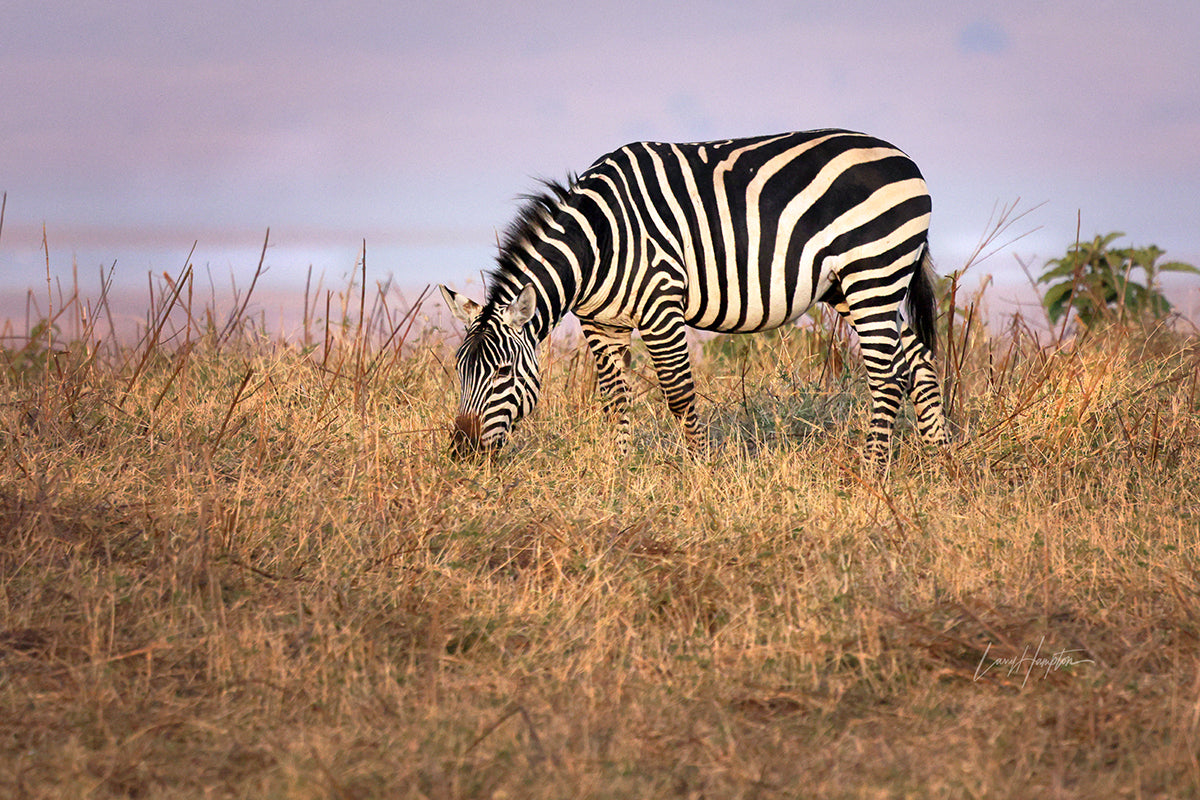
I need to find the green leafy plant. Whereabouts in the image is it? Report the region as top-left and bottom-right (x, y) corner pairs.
(1, 319), (61, 381)
(1038, 232), (1199, 327)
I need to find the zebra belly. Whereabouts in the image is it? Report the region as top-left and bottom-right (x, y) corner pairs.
(681, 250), (828, 334)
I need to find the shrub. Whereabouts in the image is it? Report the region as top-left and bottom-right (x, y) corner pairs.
(1038, 231), (1199, 327)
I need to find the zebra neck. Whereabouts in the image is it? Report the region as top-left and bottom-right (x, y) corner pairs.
(487, 179), (601, 342)
(488, 260), (574, 343)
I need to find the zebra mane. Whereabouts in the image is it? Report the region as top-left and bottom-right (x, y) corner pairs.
(483, 176), (577, 310)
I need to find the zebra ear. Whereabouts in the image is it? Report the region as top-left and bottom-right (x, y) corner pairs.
(439, 285), (482, 327)
(500, 283), (537, 330)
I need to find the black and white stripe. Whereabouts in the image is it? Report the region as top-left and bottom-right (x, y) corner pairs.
(440, 129), (948, 462)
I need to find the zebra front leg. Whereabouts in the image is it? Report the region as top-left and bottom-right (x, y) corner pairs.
(581, 321), (633, 455)
(639, 307), (704, 452)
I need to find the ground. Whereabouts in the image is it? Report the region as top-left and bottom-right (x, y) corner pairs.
(1, 278), (1198, 798)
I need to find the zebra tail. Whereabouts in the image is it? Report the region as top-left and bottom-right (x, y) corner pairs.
(906, 245), (939, 357)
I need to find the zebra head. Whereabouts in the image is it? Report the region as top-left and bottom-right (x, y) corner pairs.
(439, 283), (541, 456)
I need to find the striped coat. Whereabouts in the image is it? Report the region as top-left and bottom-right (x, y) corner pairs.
(440, 129), (948, 463)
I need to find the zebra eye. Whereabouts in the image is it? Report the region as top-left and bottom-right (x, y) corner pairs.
(493, 364), (513, 380)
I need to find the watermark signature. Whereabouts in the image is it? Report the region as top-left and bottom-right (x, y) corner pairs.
(973, 636), (1095, 687)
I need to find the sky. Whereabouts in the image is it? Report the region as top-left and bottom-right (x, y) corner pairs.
(2, 0), (1199, 331)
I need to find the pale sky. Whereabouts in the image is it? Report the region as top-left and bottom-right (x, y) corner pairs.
(2, 0), (1198, 323)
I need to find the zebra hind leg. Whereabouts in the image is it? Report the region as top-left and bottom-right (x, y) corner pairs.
(900, 321), (949, 447)
(826, 274), (946, 466)
(834, 285), (908, 467)
(581, 320), (633, 455)
(861, 341), (907, 467)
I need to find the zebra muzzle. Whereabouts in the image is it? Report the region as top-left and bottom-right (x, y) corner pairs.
(450, 413), (484, 457)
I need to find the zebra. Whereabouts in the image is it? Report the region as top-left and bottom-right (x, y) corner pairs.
(439, 129), (948, 464)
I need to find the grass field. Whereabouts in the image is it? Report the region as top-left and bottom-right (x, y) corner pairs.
(2, 256), (1199, 799)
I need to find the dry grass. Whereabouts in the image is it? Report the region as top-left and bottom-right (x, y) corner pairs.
(2, 257), (1199, 799)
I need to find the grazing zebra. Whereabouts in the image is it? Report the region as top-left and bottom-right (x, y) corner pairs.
(439, 129), (948, 463)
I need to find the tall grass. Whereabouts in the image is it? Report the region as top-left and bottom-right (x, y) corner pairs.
(1, 239), (1199, 798)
